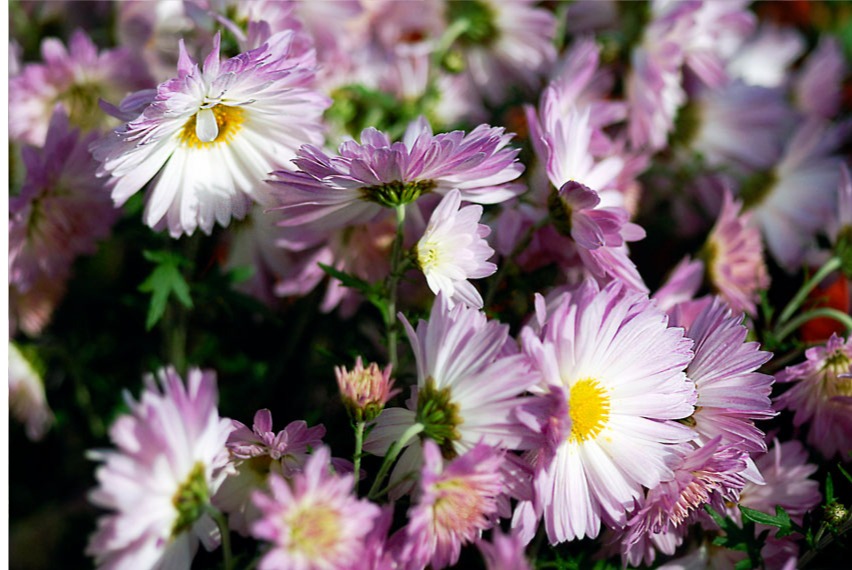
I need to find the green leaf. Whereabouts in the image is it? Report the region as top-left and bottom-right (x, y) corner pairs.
(839, 463), (852, 485)
(318, 263), (388, 315)
(739, 505), (797, 538)
(226, 265), (255, 285)
(705, 505), (765, 568)
(827, 473), (835, 504)
(139, 250), (193, 330)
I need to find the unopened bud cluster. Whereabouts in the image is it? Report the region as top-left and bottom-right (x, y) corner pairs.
(335, 357), (398, 422)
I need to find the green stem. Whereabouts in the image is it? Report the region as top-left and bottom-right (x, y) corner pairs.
(353, 420), (366, 494)
(799, 515), (852, 568)
(775, 308), (852, 342)
(367, 422), (424, 500)
(205, 504), (233, 570)
(777, 257), (842, 327)
(431, 18), (471, 67)
(385, 204), (407, 371)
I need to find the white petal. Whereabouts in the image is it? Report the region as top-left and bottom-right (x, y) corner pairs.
(195, 108), (218, 143)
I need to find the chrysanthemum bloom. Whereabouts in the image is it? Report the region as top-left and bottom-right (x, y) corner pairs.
(215, 409), (326, 535)
(701, 190), (770, 317)
(416, 189), (497, 308)
(738, 119), (845, 271)
(269, 116), (524, 231)
(364, 293), (539, 498)
(251, 446), (381, 570)
(10, 29), (152, 145)
(92, 31), (329, 237)
(516, 281), (696, 543)
(335, 357), (398, 422)
(9, 343), (53, 441)
(10, 109), (118, 306)
(794, 37), (846, 120)
(398, 441), (504, 570)
(478, 529), (532, 570)
(442, 0), (556, 104)
(775, 334), (852, 459)
(87, 367), (234, 569)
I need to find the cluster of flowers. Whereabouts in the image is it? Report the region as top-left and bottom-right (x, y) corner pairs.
(8, 0), (852, 569)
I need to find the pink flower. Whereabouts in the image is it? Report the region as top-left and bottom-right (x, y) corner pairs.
(398, 441), (505, 569)
(775, 334), (852, 459)
(335, 357), (398, 422)
(703, 190), (770, 317)
(478, 529), (532, 570)
(92, 31), (329, 237)
(87, 367), (234, 569)
(516, 281), (696, 543)
(795, 37), (846, 120)
(251, 446), (381, 570)
(8, 343), (53, 441)
(10, 29), (152, 145)
(416, 189), (497, 308)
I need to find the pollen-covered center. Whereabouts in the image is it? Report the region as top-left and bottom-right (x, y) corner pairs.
(417, 377), (462, 458)
(823, 350), (852, 397)
(416, 240), (440, 273)
(179, 104), (245, 149)
(286, 502), (341, 559)
(171, 462), (209, 537)
(569, 378), (611, 443)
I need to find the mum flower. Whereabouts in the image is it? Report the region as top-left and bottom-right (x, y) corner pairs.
(364, 293), (538, 497)
(9, 343), (53, 441)
(269, 116), (524, 231)
(251, 446), (381, 570)
(416, 189), (497, 308)
(398, 441), (504, 569)
(516, 281), (696, 543)
(335, 357), (398, 423)
(92, 31), (329, 237)
(87, 367), (234, 569)
(478, 529), (532, 570)
(775, 333), (852, 459)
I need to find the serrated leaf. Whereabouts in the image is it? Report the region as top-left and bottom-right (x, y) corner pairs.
(139, 252), (193, 330)
(740, 505), (797, 538)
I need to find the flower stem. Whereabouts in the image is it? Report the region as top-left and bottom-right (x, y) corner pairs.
(386, 204), (407, 371)
(353, 420), (366, 494)
(776, 256), (842, 327)
(205, 504), (233, 570)
(799, 515), (852, 567)
(775, 308), (852, 342)
(367, 422), (424, 500)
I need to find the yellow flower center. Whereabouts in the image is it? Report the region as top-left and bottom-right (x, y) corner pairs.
(824, 350), (852, 397)
(286, 502), (341, 560)
(417, 241), (440, 272)
(569, 378), (611, 443)
(179, 105), (245, 149)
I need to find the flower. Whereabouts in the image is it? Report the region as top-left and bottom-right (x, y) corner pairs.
(702, 190), (770, 317)
(215, 409), (327, 535)
(10, 29), (152, 145)
(794, 37), (846, 120)
(416, 189), (497, 308)
(775, 333), (852, 459)
(398, 441), (504, 569)
(92, 31), (329, 237)
(335, 357), (398, 422)
(251, 446), (381, 570)
(269, 116), (524, 231)
(87, 367), (234, 569)
(9, 343), (53, 441)
(364, 293), (538, 498)
(516, 281), (696, 543)
(478, 529), (532, 570)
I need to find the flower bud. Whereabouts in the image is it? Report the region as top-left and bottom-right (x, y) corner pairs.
(335, 357), (398, 422)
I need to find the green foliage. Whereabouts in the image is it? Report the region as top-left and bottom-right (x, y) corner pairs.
(138, 250), (194, 330)
(739, 505), (803, 539)
(319, 262), (389, 316)
(704, 505), (766, 570)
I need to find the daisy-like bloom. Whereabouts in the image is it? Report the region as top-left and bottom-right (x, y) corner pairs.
(251, 446), (381, 570)
(795, 37), (846, 120)
(335, 357), (398, 423)
(443, 0), (556, 104)
(416, 189), (497, 308)
(10, 29), (152, 145)
(738, 119), (845, 271)
(516, 280), (696, 543)
(269, 116), (524, 232)
(398, 441), (504, 570)
(478, 529), (532, 570)
(9, 343), (54, 441)
(92, 31), (329, 237)
(10, 108), (118, 313)
(215, 409), (326, 536)
(775, 334), (852, 459)
(87, 367), (234, 569)
(701, 190), (770, 317)
(363, 293), (539, 498)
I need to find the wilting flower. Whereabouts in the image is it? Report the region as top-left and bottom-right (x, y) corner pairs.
(775, 334), (852, 459)
(364, 293), (538, 497)
(270, 116), (524, 231)
(10, 29), (152, 145)
(416, 189), (497, 308)
(702, 190), (770, 317)
(516, 281), (695, 543)
(398, 441), (504, 569)
(335, 357), (398, 422)
(251, 446), (381, 570)
(215, 409), (326, 535)
(92, 31), (329, 237)
(8, 343), (53, 441)
(87, 367), (234, 569)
